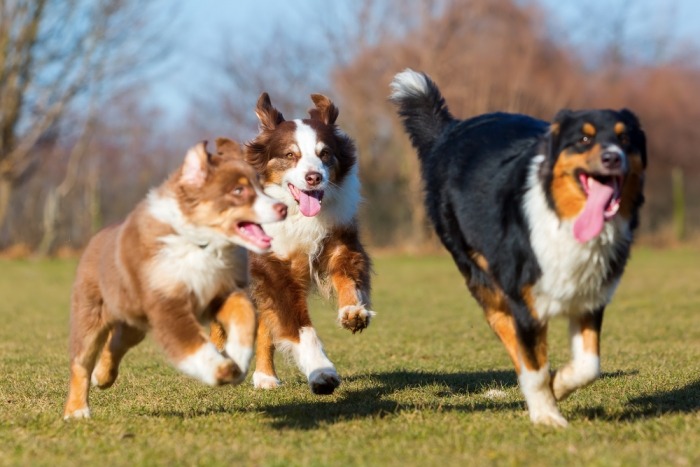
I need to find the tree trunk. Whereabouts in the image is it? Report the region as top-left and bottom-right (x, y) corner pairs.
(87, 157), (102, 236)
(36, 189), (59, 256)
(672, 167), (686, 242)
(36, 113), (97, 257)
(0, 178), (13, 241)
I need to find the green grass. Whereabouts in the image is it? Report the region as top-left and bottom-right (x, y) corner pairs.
(1, 248), (699, 466)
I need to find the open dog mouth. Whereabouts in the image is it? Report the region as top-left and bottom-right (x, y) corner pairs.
(288, 183), (324, 217)
(573, 172), (624, 243)
(236, 221), (273, 250)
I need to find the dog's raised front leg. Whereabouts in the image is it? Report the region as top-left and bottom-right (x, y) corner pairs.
(212, 291), (257, 385)
(64, 297), (111, 420)
(91, 322), (146, 389)
(149, 297), (237, 386)
(327, 233), (374, 333)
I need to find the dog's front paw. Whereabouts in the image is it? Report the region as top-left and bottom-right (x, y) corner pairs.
(91, 365), (117, 390)
(224, 343), (253, 385)
(215, 359), (243, 385)
(253, 371), (281, 389)
(337, 305), (375, 334)
(308, 367), (340, 395)
(177, 343), (241, 386)
(63, 406), (91, 421)
(529, 406), (568, 428)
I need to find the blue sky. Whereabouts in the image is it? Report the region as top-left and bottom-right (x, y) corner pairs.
(150, 0), (700, 123)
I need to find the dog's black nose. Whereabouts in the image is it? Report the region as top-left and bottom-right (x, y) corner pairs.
(601, 151), (622, 170)
(305, 171), (322, 187)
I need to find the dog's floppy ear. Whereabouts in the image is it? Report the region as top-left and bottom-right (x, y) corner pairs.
(619, 108), (647, 168)
(309, 94), (339, 125)
(181, 141), (210, 187)
(552, 108), (573, 129)
(546, 109), (573, 163)
(618, 108), (641, 128)
(215, 137), (244, 161)
(255, 92), (285, 131)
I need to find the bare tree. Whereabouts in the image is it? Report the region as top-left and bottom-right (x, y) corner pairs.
(36, 110), (97, 256)
(0, 0), (175, 243)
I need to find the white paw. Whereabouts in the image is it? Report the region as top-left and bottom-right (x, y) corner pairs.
(177, 342), (239, 386)
(552, 355), (601, 401)
(90, 371), (99, 387)
(64, 407), (91, 420)
(308, 367), (341, 395)
(90, 365), (117, 390)
(337, 305), (376, 333)
(519, 364), (568, 428)
(530, 408), (569, 428)
(253, 371), (281, 389)
(224, 343), (253, 383)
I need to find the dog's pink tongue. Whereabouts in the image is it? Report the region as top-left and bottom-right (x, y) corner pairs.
(299, 191), (322, 217)
(573, 178), (615, 243)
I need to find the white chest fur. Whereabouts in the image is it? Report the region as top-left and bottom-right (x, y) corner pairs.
(148, 236), (245, 308)
(523, 156), (630, 320)
(145, 191), (247, 309)
(263, 167), (361, 259)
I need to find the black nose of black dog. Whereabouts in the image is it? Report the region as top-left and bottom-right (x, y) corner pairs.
(601, 151), (622, 170)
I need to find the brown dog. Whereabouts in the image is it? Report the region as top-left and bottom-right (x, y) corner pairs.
(63, 140), (287, 420)
(212, 94), (374, 395)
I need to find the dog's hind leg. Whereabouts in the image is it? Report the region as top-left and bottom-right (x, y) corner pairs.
(213, 291), (257, 385)
(64, 300), (111, 420)
(476, 286), (520, 369)
(551, 309), (603, 401)
(91, 322), (146, 389)
(484, 307), (520, 370)
(252, 314), (282, 389)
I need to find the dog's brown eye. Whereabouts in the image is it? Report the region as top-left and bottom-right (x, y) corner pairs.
(619, 133), (630, 146)
(285, 152), (295, 160)
(319, 149), (331, 161)
(232, 186), (244, 196)
(579, 136), (592, 146)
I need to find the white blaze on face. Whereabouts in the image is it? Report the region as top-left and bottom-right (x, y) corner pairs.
(291, 120), (328, 189)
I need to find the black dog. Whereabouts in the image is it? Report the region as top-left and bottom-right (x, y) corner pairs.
(391, 69), (646, 427)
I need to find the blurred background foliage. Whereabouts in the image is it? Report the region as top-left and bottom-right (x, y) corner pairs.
(1, 0), (698, 256)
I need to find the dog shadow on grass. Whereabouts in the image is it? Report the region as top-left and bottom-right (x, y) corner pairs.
(256, 369), (522, 430)
(575, 378), (700, 422)
(143, 369), (652, 426)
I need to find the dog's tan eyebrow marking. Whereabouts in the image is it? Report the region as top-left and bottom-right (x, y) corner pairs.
(614, 122), (626, 135)
(237, 177), (249, 185)
(582, 123), (596, 137)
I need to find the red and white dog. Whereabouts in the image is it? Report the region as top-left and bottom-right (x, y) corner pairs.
(64, 140), (286, 420)
(213, 94), (374, 395)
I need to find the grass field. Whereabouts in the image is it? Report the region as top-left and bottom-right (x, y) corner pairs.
(1, 248), (699, 466)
